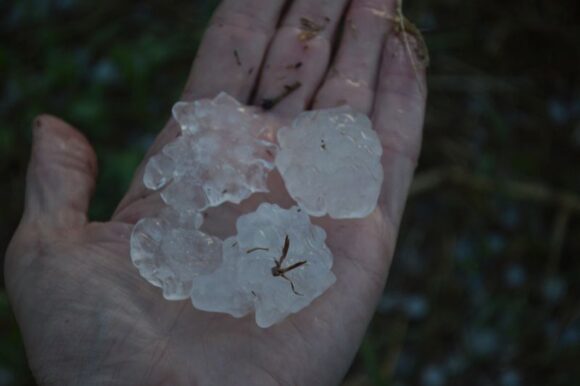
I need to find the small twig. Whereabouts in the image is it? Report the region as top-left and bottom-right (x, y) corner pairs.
(366, 1), (429, 97)
(547, 207), (571, 276)
(411, 167), (580, 214)
(261, 82), (302, 110)
(409, 168), (446, 195)
(394, 0), (429, 97)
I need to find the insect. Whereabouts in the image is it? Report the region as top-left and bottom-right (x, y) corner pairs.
(246, 235), (307, 295)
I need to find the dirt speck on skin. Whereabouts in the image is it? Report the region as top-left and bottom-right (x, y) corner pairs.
(261, 82), (302, 110)
(234, 49), (241, 66)
(286, 62), (303, 70)
(298, 17), (325, 42)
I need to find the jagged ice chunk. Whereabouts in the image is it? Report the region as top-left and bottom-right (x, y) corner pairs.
(276, 106), (384, 219)
(130, 94), (388, 328)
(190, 203), (336, 328)
(143, 93), (278, 213)
(130, 207), (220, 300)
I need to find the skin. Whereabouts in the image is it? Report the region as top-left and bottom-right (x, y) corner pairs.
(4, 0), (427, 385)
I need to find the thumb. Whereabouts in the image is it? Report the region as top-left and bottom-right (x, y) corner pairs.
(22, 114), (97, 228)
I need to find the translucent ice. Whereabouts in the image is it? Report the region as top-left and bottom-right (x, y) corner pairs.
(188, 236), (255, 318)
(130, 207), (221, 300)
(276, 106), (383, 219)
(131, 94), (387, 328)
(191, 203), (336, 328)
(143, 93), (278, 213)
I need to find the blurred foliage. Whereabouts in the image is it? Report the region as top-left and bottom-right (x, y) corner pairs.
(1, 0), (579, 385)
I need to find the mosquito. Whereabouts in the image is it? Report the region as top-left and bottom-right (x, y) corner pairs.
(246, 235), (307, 296)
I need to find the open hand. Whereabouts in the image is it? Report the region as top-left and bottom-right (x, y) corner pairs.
(5, 0), (427, 384)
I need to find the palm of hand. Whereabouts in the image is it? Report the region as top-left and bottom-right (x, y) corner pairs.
(5, 1), (426, 385)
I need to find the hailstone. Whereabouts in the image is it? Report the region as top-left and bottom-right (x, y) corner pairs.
(276, 106), (383, 219)
(130, 93), (385, 328)
(190, 203), (336, 328)
(130, 207), (220, 300)
(143, 92), (278, 213)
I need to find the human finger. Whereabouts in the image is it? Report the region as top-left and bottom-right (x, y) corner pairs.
(253, 0), (351, 116)
(21, 115), (97, 229)
(116, 0), (287, 217)
(373, 28), (428, 227)
(312, 0), (396, 114)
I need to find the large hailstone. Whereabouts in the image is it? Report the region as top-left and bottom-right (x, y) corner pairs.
(130, 94), (387, 328)
(143, 93), (278, 213)
(130, 207), (221, 300)
(276, 106), (384, 219)
(191, 203), (336, 328)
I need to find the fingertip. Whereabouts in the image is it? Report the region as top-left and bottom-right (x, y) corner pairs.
(25, 114), (98, 227)
(372, 22), (429, 227)
(31, 114), (98, 177)
(381, 25), (428, 99)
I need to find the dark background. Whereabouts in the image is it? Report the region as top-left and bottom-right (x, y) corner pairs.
(1, 0), (579, 385)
